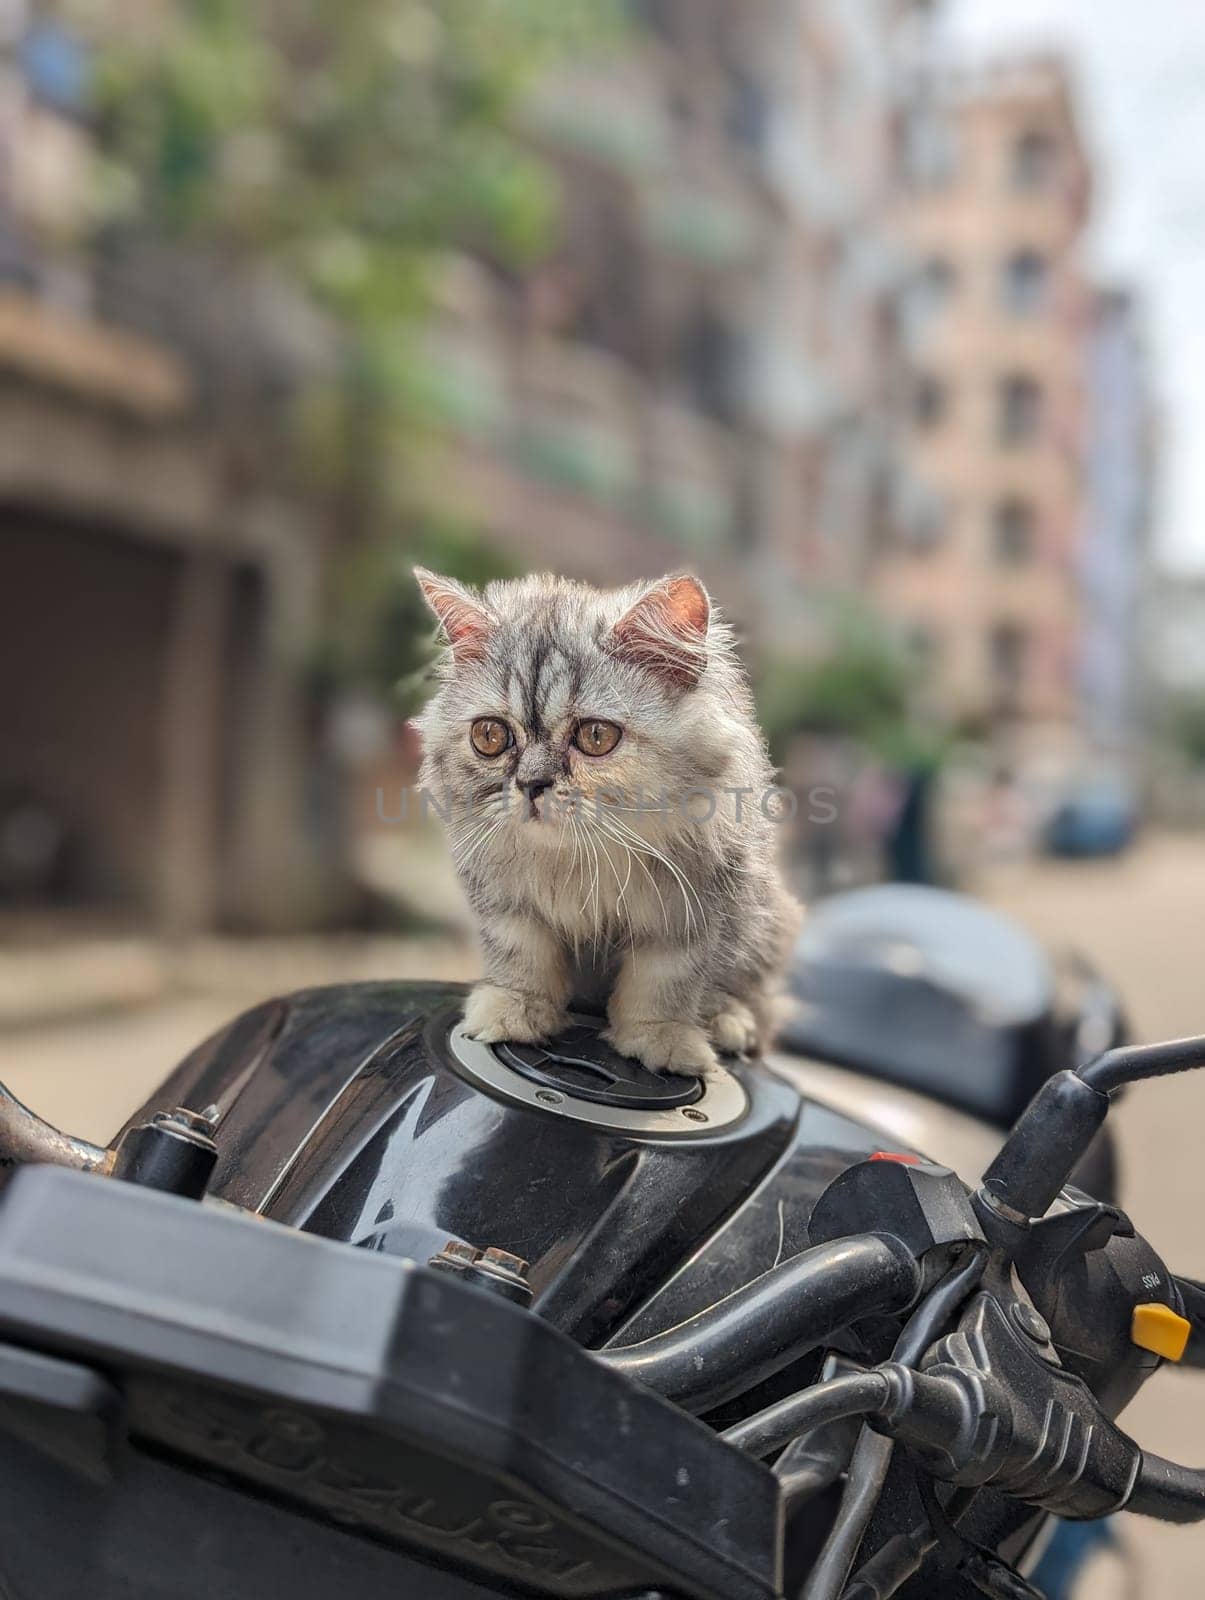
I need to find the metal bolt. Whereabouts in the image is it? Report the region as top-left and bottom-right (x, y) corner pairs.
(535, 1089), (563, 1106)
(680, 1106), (709, 1123)
(158, 1105), (219, 1136)
(481, 1246), (529, 1276)
(1011, 1302), (1051, 1344)
(463, 1244), (534, 1307)
(265, 1408), (322, 1442)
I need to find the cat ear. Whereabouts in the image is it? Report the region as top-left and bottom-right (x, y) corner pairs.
(608, 574), (711, 689)
(415, 567), (494, 665)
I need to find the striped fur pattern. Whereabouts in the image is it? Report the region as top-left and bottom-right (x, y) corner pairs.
(414, 569), (802, 1077)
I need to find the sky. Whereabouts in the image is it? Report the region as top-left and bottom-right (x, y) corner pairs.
(945, 0), (1205, 570)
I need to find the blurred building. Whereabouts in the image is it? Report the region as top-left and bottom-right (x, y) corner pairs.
(1079, 287), (1156, 765)
(873, 56), (1093, 772)
(0, 9), (333, 935)
(424, 0), (942, 643)
(1150, 575), (1205, 694)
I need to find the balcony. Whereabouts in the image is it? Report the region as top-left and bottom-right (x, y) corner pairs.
(417, 257), (506, 440)
(525, 62), (668, 176)
(510, 340), (637, 507)
(640, 402), (737, 549)
(744, 338), (840, 437)
(645, 182), (764, 268)
(763, 108), (854, 229)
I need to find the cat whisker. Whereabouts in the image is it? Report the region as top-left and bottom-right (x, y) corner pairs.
(583, 814), (637, 958)
(593, 813), (674, 940)
(598, 823), (669, 939)
(577, 818), (601, 931)
(453, 815), (507, 873)
(567, 816), (589, 942)
(596, 813), (705, 945)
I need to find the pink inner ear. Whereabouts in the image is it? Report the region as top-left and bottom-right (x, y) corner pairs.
(659, 575), (709, 635)
(611, 576), (710, 688)
(436, 594), (491, 663)
(417, 573), (492, 665)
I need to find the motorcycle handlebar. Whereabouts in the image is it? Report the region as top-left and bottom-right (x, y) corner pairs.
(597, 1231), (921, 1413)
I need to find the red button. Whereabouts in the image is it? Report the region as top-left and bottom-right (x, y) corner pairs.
(868, 1151), (922, 1165)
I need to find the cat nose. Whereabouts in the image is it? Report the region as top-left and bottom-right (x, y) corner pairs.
(517, 776), (554, 802)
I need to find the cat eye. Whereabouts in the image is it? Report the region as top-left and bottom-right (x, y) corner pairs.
(470, 718), (512, 757)
(573, 719), (622, 757)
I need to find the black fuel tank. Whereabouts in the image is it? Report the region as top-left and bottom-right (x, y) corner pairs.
(122, 982), (918, 1348)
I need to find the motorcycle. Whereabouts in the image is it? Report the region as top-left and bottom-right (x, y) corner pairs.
(0, 885), (1198, 1600)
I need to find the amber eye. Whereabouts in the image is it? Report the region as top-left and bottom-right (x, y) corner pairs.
(470, 718), (512, 757)
(573, 719), (622, 757)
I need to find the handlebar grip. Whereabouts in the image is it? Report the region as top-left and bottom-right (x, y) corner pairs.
(1128, 1453), (1205, 1523)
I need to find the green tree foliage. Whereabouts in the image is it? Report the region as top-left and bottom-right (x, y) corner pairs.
(95, 0), (618, 307)
(1167, 694), (1205, 768)
(313, 513), (520, 715)
(760, 629), (911, 744)
(758, 622), (947, 770)
(92, 0), (623, 694)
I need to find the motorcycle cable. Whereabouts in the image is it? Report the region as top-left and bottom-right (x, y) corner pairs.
(721, 1370), (894, 1459)
(776, 1414), (863, 1514)
(918, 1476), (1042, 1600)
(798, 1243), (989, 1600)
(839, 1486), (977, 1600)
(1078, 1032), (1205, 1094)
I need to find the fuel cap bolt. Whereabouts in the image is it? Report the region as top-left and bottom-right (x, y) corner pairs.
(428, 1239), (533, 1307)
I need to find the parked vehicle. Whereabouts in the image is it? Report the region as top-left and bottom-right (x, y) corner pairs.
(780, 883), (1123, 1199)
(0, 890), (1198, 1600)
(1045, 779), (1137, 859)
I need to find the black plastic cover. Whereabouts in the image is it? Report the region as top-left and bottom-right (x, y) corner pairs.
(0, 1165), (781, 1600)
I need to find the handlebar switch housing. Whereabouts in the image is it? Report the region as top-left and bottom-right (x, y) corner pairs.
(1016, 1199), (1180, 1415)
(808, 1158), (984, 1287)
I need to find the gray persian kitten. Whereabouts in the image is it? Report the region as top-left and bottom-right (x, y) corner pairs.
(415, 568), (802, 1078)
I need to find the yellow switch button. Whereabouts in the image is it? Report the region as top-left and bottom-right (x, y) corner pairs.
(1132, 1302), (1192, 1362)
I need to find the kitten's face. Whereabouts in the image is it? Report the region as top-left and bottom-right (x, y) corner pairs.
(416, 572), (732, 842)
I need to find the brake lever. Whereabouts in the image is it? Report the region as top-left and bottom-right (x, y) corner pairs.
(869, 1289), (1144, 1519)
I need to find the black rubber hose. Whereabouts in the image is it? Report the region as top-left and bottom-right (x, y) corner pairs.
(597, 1232), (920, 1413)
(802, 1428), (894, 1600)
(800, 1247), (988, 1600)
(721, 1370), (892, 1457)
(839, 1523), (935, 1600)
(892, 1246), (989, 1367)
(840, 1488), (978, 1600)
(1078, 1032), (1205, 1095)
(777, 1414), (862, 1513)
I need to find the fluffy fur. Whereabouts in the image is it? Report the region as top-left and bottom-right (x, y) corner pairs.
(414, 569), (802, 1078)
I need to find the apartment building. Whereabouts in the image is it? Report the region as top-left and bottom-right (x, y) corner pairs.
(424, 0), (939, 643)
(0, 10), (342, 933)
(875, 56), (1093, 763)
(1080, 287), (1155, 762)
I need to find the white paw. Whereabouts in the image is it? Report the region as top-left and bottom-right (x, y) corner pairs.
(707, 999), (759, 1057)
(604, 1018), (720, 1079)
(463, 984), (569, 1045)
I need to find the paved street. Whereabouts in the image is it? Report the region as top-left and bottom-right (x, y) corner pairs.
(981, 835), (1205, 1597)
(4, 835), (1205, 1593)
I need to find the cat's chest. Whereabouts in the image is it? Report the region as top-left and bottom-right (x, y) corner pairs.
(520, 834), (691, 945)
